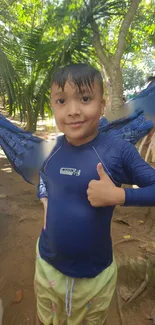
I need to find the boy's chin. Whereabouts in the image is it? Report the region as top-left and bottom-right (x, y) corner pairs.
(65, 132), (97, 146)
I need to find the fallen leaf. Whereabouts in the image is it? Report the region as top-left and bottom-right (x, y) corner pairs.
(120, 285), (132, 302)
(19, 217), (26, 222)
(123, 235), (131, 239)
(13, 289), (23, 303)
(0, 194), (6, 199)
(115, 218), (130, 226)
(139, 243), (148, 250)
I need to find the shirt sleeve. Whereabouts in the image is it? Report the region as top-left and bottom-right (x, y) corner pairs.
(121, 140), (155, 206)
(37, 173), (48, 199)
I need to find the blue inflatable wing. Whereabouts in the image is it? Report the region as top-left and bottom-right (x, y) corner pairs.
(0, 108), (153, 184)
(126, 81), (155, 119)
(0, 114), (44, 183)
(99, 109), (153, 145)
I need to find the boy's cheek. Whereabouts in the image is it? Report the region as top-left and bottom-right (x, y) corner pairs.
(53, 114), (63, 127)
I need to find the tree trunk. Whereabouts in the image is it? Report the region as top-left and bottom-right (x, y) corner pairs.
(26, 103), (36, 132)
(91, 0), (142, 117)
(92, 22), (124, 115)
(110, 65), (124, 116)
(100, 65), (112, 112)
(102, 65), (124, 120)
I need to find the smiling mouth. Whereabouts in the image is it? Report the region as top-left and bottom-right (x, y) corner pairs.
(66, 121), (85, 125)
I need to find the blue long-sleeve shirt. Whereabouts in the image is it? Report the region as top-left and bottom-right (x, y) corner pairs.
(38, 132), (155, 278)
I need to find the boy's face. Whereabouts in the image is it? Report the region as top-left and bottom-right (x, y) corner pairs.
(50, 79), (104, 146)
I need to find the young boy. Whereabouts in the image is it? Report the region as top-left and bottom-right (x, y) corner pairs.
(35, 63), (155, 325)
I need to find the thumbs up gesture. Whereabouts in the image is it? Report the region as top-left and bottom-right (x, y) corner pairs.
(87, 163), (125, 207)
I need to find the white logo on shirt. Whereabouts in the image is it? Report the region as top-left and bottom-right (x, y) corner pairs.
(60, 167), (81, 176)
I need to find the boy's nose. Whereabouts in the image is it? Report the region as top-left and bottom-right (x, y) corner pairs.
(68, 102), (80, 116)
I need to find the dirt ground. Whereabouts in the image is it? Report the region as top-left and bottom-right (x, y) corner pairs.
(1, 121), (155, 325)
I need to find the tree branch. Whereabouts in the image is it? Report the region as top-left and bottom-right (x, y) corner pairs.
(91, 20), (112, 77)
(114, 0), (141, 64)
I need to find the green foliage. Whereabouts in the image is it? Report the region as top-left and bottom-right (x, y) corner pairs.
(123, 66), (145, 91)
(0, 0), (155, 128)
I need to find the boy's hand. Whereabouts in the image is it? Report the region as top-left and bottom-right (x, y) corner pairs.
(40, 197), (48, 229)
(87, 163), (125, 207)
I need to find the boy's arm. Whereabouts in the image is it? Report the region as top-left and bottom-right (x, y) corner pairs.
(122, 141), (155, 206)
(38, 174), (48, 229)
(40, 197), (48, 229)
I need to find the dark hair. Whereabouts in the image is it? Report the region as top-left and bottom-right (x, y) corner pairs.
(147, 75), (155, 82)
(51, 63), (103, 95)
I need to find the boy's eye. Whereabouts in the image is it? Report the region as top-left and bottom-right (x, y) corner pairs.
(56, 98), (65, 104)
(81, 96), (91, 103)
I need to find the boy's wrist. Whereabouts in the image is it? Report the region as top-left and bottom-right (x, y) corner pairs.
(40, 197), (48, 205)
(114, 187), (125, 206)
(40, 197), (48, 200)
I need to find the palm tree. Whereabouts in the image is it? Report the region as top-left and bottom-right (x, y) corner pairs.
(0, 0), (142, 130)
(52, 0), (142, 115)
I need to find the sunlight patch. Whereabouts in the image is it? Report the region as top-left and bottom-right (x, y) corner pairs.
(1, 167), (12, 173)
(0, 149), (7, 159)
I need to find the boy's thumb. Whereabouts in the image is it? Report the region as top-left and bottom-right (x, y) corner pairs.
(97, 163), (105, 180)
